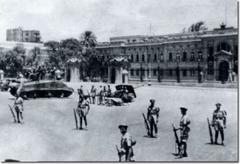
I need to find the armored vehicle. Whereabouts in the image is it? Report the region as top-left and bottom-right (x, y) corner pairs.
(9, 80), (74, 98)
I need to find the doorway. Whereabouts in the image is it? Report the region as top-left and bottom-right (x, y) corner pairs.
(218, 61), (229, 82)
(110, 68), (116, 83)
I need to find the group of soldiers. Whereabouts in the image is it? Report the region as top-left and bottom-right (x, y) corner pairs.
(78, 85), (112, 105)
(117, 100), (227, 161)
(8, 87), (227, 162)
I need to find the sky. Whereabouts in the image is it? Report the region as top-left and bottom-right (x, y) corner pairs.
(0, 0), (238, 42)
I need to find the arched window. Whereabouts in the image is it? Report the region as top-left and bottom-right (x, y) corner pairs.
(142, 54), (145, 62)
(154, 54), (157, 62)
(182, 52), (187, 62)
(136, 54), (139, 62)
(130, 54), (134, 62)
(169, 52), (173, 61)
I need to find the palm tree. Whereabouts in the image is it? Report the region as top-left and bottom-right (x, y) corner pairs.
(79, 31), (97, 49)
(79, 31), (98, 78)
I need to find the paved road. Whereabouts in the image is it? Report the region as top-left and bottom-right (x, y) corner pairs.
(0, 84), (237, 161)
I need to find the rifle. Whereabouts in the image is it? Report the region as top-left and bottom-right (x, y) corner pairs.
(172, 124), (181, 156)
(207, 118), (213, 144)
(115, 145), (121, 162)
(8, 104), (16, 123)
(73, 108), (78, 129)
(142, 113), (150, 136)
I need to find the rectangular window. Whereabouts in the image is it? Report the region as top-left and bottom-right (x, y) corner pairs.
(190, 69), (195, 76)
(153, 69), (157, 76)
(169, 69), (173, 76)
(136, 69), (139, 76)
(130, 69), (134, 76)
(136, 54), (139, 62)
(154, 54), (157, 62)
(142, 54), (145, 62)
(169, 53), (173, 61)
(183, 69), (187, 77)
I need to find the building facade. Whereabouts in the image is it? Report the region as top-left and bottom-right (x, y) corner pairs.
(96, 25), (238, 83)
(6, 27), (41, 43)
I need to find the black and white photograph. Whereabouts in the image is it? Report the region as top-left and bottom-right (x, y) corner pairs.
(0, 0), (238, 162)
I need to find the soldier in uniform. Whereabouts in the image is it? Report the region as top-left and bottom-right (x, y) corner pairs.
(178, 107), (191, 157)
(14, 94), (24, 123)
(90, 85), (97, 104)
(106, 85), (112, 97)
(118, 124), (136, 162)
(76, 97), (90, 130)
(147, 99), (160, 137)
(98, 86), (103, 105)
(212, 103), (227, 145)
(78, 85), (84, 104)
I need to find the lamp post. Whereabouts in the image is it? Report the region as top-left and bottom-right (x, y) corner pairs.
(176, 53), (180, 83)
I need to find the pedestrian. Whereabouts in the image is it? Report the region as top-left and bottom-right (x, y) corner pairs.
(98, 86), (103, 105)
(211, 103), (227, 145)
(106, 85), (112, 97)
(78, 85), (84, 104)
(147, 99), (160, 137)
(90, 85), (97, 104)
(14, 94), (24, 123)
(76, 97), (90, 130)
(117, 124), (136, 162)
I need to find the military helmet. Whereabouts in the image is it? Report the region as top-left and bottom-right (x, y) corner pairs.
(180, 107), (188, 112)
(215, 103), (221, 107)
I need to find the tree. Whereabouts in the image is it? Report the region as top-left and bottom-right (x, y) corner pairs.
(188, 21), (208, 32)
(4, 49), (24, 77)
(79, 31), (98, 78)
(44, 41), (61, 68)
(26, 47), (41, 67)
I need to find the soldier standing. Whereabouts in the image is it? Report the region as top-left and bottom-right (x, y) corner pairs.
(106, 85), (112, 97)
(90, 85), (97, 104)
(14, 94), (24, 123)
(174, 107), (190, 157)
(76, 97), (90, 130)
(98, 86), (103, 105)
(117, 124), (136, 162)
(147, 99), (160, 137)
(78, 85), (84, 104)
(212, 103), (227, 145)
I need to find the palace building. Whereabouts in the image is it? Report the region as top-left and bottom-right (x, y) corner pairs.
(96, 24), (238, 84)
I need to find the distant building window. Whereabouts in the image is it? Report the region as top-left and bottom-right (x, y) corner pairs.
(136, 54), (139, 62)
(190, 52), (195, 61)
(169, 52), (173, 61)
(183, 69), (187, 77)
(153, 69), (157, 76)
(147, 54), (151, 62)
(130, 69), (134, 76)
(160, 53), (164, 62)
(154, 54), (157, 62)
(147, 69), (149, 76)
(142, 54), (145, 62)
(182, 52), (187, 62)
(131, 54), (134, 62)
(198, 51), (203, 61)
(190, 69), (195, 76)
(169, 69), (173, 76)
(136, 69), (139, 76)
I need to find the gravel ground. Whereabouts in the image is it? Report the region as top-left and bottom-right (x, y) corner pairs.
(0, 83), (237, 162)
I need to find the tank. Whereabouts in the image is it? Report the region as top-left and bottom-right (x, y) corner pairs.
(9, 80), (74, 98)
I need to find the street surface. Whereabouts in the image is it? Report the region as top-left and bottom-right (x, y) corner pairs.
(0, 83), (237, 162)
